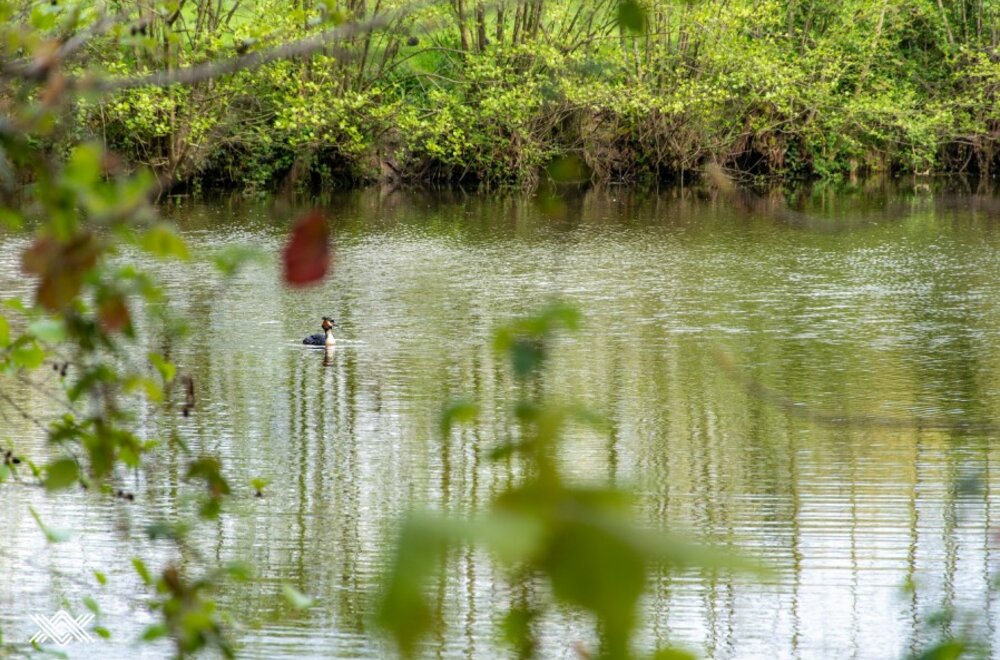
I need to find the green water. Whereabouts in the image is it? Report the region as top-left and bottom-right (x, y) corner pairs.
(3, 188), (1000, 658)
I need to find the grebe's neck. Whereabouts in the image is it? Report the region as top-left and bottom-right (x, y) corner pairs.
(324, 327), (336, 347)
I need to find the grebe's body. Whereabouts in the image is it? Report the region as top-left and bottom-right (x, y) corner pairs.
(303, 317), (337, 347)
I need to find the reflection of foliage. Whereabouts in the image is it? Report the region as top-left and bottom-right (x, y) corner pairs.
(378, 304), (755, 659)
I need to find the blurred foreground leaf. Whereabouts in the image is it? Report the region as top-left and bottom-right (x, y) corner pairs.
(282, 210), (330, 287)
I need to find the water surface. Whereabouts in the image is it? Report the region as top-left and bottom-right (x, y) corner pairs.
(2, 187), (1000, 658)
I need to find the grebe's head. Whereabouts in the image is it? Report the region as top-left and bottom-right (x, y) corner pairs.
(321, 316), (337, 331)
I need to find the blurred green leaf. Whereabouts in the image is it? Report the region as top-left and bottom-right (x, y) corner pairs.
(463, 512), (545, 565)
(224, 561), (254, 581)
(543, 517), (645, 638)
(141, 624), (168, 641)
(141, 224), (189, 260)
(146, 520), (190, 541)
(124, 375), (164, 403)
(64, 143), (102, 188)
(132, 558), (153, 585)
(28, 318), (65, 344)
(912, 640), (967, 660)
(43, 457), (78, 491)
(83, 596), (100, 616)
(187, 456), (230, 495)
(11, 341), (45, 369)
(281, 584), (315, 610)
(377, 515), (447, 656)
(652, 648), (699, 660)
(0, 208), (23, 230)
(501, 606), (538, 658)
(213, 244), (266, 277)
(441, 398), (478, 435)
(617, 0), (647, 33)
(509, 338), (545, 378)
(546, 155), (590, 183)
(147, 352), (176, 383)
(3, 298), (25, 313)
(29, 506), (70, 543)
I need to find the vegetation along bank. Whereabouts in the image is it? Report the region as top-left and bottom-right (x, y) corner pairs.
(26, 0), (1000, 190)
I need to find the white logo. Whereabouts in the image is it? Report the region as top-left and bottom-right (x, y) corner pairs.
(29, 609), (94, 646)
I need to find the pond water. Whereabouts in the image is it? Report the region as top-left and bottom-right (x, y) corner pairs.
(3, 187), (1000, 658)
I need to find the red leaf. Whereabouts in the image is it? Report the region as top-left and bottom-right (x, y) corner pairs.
(22, 233), (101, 311)
(282, 210), (330, 287)
(98, 293), (131, 333)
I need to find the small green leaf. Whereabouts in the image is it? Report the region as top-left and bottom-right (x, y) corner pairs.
(3, 298), (26, 312)
(147, 352), (176, 383)
(11, 341), (45, 369)
(124, 375), (163, 403)
(913, 640), (966, 660)
(141, 623), (168, 641)
(652, 648), (699, 660)
(0, 208), (23, 229)
(28, 318), (65, 344)
(141, 224), (189, 260)
(44, 457), (78, 491)
(94, 626), (111, 640)
(132, 557), (152, 585)
(94, 571), (107, 586)
(546, 155), (590, 183)
(146, 520), (190, 540)
(65, 143), (102, 188)
(0, 314), (8, 348)
(213, 244), (266, 276)
(224, 561), (254, 581)
(83, 596), (100, 616)
(440, 399), (478, 435)
(281, 584), (315, 609)
(29, 506), (70, 543)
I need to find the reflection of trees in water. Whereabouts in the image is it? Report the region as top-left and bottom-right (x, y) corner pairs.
(6, 188), (1000, 656)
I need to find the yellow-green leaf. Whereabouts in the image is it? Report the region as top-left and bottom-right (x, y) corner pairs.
(141, 224), (189, 261)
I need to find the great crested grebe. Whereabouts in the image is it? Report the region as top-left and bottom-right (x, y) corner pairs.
(302, 316), (337, 347)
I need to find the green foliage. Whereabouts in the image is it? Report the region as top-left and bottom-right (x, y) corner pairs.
(1, 0), (984, 658)
(21, 0), (999, 187)
(378, 305), (759, 659)
(0, 0), (247, 653)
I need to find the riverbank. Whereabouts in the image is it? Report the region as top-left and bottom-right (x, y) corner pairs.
(41, 1), (1000, 192)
